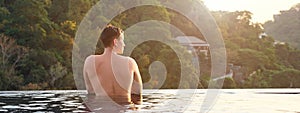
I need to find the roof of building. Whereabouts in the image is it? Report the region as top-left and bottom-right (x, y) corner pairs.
(175, 36), (209, 46)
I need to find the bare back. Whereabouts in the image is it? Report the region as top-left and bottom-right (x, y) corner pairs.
(83, 53), (142, 104)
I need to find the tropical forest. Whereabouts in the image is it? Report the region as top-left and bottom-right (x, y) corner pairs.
(0, 0), (300, 90)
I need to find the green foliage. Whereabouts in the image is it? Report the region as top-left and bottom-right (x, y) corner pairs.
(0, 0), (300, 90)
(222, 77), (237, 89)
(199, 74), (210, 88)
(0, 0), (78, 90)
(271, 68), (300, 88)
(130, 41), (197, 89)
(264, 3), (300, 49)
(275, 44), (300, 70)
(236, 49), (270, 73)
(243, 70), (272, 88)
(48, 62), (67, 89)
(0, 34), (27, 90)
(213, 10), (300, 88)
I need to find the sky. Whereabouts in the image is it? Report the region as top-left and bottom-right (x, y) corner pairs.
(202, 0), (300, 23)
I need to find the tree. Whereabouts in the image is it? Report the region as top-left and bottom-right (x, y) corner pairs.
(0, 0), (76, 90)
(222, 77), (236, 89)
(264, 3), (300, 49)
(243, 69), (272, 88)
(0, 34), (27, 90)
(0, 0), (299, 90)
(271, 68), (300, 88)
(48, 62), (67, 89)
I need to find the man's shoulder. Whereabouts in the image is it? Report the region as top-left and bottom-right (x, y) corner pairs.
(115, 55), (137, 65)
(84, 55), (102, 64)
(85, 55), (95, 62)
(126, 57), (137, 66)
(127, 57), (136, 63)
(115, 54), (132, 60)
(124, 56), (136, 62)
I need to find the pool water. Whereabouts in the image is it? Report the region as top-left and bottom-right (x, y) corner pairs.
(0, 90), (86, 112)
(0, 89), (299, 113)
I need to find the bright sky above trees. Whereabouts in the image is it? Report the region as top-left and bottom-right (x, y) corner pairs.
(203, 0), (300, 23)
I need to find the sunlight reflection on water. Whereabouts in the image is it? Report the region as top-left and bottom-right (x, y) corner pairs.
(0, 89), (299, 112)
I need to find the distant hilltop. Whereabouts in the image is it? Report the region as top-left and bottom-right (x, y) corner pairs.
(264, 3), (300, 49)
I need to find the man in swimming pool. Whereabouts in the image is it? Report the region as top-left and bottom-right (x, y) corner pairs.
(83, 25), (143, 105)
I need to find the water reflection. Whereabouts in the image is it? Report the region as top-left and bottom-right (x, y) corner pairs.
(0, 89), (299, 112)
(0, 90), (175, 112)
(0, 91), (87, 112)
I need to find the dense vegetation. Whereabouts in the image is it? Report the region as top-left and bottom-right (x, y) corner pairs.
(212, 11), (300, 88)
(0, 0), (299, 90)
(264, 3), (300, 49)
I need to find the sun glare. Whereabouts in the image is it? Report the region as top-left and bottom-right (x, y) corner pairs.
(202, 0), (300, 23)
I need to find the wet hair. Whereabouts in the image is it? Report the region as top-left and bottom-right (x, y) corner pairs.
(100, 24), (123, 48)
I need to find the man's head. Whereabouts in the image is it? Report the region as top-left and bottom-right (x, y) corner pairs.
(100, 24), (125, 54)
